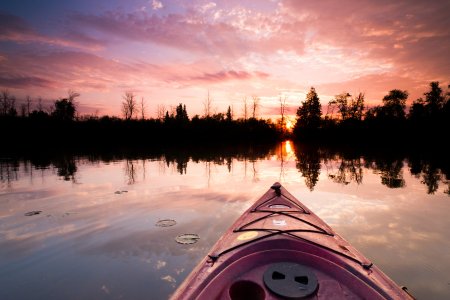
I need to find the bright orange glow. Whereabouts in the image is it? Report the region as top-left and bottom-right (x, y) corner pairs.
(285, 119), (294, 131)
(281, 140), (295, 161)
(284, 140), (293, 156)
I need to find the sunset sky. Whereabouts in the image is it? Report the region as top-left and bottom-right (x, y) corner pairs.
(1, 0), (449, 118)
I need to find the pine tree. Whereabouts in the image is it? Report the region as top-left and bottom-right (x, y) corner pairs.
(296, 87), (322, 129)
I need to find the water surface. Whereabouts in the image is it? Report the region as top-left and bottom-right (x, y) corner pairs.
(0, 142), (449, 299)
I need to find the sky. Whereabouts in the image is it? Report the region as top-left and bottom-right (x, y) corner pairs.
(0, 0), (449, 118)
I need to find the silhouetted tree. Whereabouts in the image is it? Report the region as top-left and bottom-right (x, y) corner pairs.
(203, 90), (213, 118)
(20, 103), (26, 117)
(52, 98), (76, 121)
(381, 89), (408, 120)
(424, 81), (445, 117)
(156, 104), (166, 120)
(26, 95), (32, 116)
(68, 90), (80, 102)
(226, 105), (232, 122)
(140, 97), (146, 120)
(251, 95), (260, 119)
(351, 93), (365, 121)
(242, 96), (248, 120)
(408, 98), (426, 121)
(329, 92), (352, 120)
(37, 97), (44, 112)
(122, 91), (137, 120)
(164, 111), (171, 123)
(175, 103), (189, 123)
(0, 90), (17, 116)
(294, 87), (322, 136)
(279, 96), (287, 133)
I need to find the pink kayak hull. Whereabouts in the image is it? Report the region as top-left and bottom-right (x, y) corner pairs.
(171, 183), (414, 300)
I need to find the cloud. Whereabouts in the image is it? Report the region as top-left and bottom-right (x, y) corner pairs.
(281, 0), (450, 80)
(0, 11), (104, 50)
(152, 0), (164, 10)
(66, 6), (306, 58)
(0, 47), (269, 97)
(0, 11), (34, 37)
(0, 74), (55, 88)
(188, 70), (269, 83)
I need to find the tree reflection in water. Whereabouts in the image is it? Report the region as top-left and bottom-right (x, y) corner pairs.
(294, 145), (321, 191)
(0, 142), (448, 195)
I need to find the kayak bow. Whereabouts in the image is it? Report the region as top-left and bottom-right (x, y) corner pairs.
(172, 182), (414, 300)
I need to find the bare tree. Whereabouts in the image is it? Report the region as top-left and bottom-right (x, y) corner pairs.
(68, 90), (80, 102)
(156, 104), (166, 120)
(20, 103), (26, 117)
(0, 90), (11, 115)
(26, 96), (32, 116)
(37, 97), (43, 112)
(140, 97), (146, 120)
(67, 90), (80, 120)
(251, 95), (260, 119)
(122, 91), (137, 120)
(242, 96), (248, 120)
(203, 90), (213, 118)
(0, 91), (18, 116)
(279, 96), (287, 132)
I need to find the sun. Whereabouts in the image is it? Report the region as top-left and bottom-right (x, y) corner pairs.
(285, 119), (294, 131)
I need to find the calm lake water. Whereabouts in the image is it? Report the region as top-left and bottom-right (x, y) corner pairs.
(1, 141), (449, 299)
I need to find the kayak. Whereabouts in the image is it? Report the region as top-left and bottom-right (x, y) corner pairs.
(171, 182), (414, 299)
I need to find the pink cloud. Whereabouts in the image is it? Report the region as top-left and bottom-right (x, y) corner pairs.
(0, 74), (55, 88)
(0, 12), (104, 50)
(189, 70), (269, 83)
(66, 6), (307, 57)
(282, 0), (450, 80)
(0, 48), (269, 95)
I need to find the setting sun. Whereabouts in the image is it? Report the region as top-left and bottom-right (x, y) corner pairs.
(285, 119), (294, 131)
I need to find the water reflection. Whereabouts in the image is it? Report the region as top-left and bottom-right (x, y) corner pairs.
(0, 142), (449, 195)
(294, 144), (321, 191)
(0, 142), (449, 299)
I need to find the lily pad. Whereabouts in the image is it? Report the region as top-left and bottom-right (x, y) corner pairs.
(155, 219), (177, 227)
(24, 210), (42, 216)
(115, 190), (128, 194)
(175, 234), (200, 245)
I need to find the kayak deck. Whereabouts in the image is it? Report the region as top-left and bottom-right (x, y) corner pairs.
(171, 183), (414, 299)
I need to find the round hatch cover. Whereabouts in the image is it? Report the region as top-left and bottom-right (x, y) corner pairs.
(263, 262), (318, 299)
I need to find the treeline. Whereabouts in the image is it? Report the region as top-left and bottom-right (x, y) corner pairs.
(1, 81), (449, 147)
(293, 81), (450, 144)
(0, 91), (280, 147)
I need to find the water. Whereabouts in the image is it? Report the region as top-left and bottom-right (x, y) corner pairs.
(0, 141), (449, 299)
